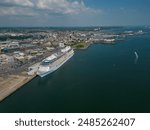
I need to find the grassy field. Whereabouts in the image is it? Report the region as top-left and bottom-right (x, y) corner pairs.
(72, 41), (90, 49)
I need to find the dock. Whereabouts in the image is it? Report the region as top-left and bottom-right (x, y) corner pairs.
(0, 74), (36, 102)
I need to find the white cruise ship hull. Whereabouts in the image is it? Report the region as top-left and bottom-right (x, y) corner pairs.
(37, 49), (74, 78)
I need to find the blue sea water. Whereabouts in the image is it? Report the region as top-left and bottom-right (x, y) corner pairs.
(0, 26), (150, 112)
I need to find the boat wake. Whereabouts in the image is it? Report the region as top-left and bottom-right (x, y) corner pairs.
(134, 51), (139, 64)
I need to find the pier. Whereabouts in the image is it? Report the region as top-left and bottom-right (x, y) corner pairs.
(0, 74), (36, 102)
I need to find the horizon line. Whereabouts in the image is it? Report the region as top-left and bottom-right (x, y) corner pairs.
(0, 25), (149, 28)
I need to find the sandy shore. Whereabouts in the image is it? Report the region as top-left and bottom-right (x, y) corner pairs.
(0, 74), (36, 102)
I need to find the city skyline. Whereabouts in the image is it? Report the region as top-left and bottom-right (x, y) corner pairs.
(0, 0), (150, 27)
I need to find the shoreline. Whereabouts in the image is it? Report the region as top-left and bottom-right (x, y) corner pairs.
(0, 33), (140, 102)
(0, 42), (111, 102)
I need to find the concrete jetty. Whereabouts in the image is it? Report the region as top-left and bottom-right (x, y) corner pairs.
(0, 74), (36, 102)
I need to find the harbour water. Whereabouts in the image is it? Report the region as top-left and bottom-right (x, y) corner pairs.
(0, 27), (150, 112)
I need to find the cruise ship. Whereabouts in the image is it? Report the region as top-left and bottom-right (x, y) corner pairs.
(37, 46), (74, 77)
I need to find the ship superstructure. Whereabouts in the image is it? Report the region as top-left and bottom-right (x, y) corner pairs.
(37, 46), (74, 77)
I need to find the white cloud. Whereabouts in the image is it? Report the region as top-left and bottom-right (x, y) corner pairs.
(0, 0), (100, 16)
(1, 0), (34, 7)
(35, 0), (95, 14)
(0, 7), (36, 16)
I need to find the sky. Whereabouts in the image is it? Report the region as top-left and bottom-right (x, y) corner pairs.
(0, 0), (150, 27)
